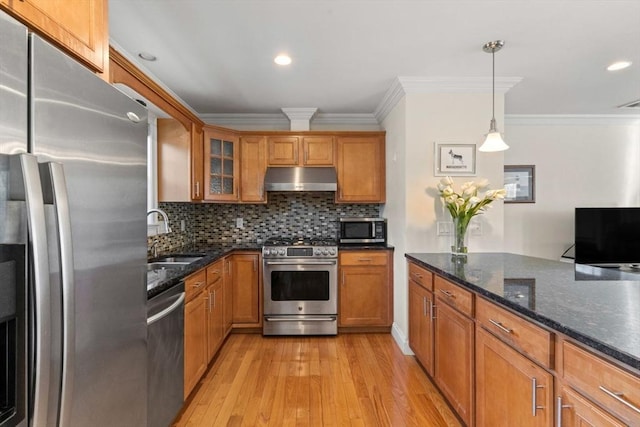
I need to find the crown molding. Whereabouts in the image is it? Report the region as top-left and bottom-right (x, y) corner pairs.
(374, 76), (523, 123)
(506, 114), (640, 126)
(199, 112), (381, 130)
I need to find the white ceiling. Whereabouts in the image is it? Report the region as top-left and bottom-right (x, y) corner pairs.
(109, 0), (640, 119)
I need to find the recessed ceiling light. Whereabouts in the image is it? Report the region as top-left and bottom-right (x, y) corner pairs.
(274, 55), (292, 66)
(138, 52), (157, 62)
(607, 60), (632, 71)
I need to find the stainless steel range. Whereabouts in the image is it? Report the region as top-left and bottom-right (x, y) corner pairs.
(262, 237), (338, 335)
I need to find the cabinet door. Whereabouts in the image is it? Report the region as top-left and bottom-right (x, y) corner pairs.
(204, 129), (239, 201)
(184, 293), (207, 398)
(191, 123), (204, 201)
(206, 281), (224, 362)
(302, 136), (334, 166)
(1, 0), (107, 73)
(158, 118), (192, 202)
(223, 258), (233, 334)
(434, 300), (474, 426)
(409, 280), (434, 375)
(476, 327), (552, 427)
(339, 265), (390, 327)
(557, 385), (626, 427)
(240, 136), (267, 202)
(230, 254), (261, 325)
(267, 136), (299, 165)
(336, 136), (385, 203)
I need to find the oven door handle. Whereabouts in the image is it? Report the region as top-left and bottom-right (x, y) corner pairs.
(265, 261), (337, 266)
(265, 316), (337, 322)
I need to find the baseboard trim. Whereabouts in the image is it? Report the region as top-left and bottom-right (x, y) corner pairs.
(391, 322), (414, 355)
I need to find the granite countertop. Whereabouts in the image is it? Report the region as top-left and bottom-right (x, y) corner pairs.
(405, 252), (640, 371)
(147, 242), (261, 299)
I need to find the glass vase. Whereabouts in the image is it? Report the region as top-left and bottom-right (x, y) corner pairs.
(451, 216), (469, 256)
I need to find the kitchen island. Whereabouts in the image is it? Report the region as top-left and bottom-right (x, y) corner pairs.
(406, 252), (640, 426)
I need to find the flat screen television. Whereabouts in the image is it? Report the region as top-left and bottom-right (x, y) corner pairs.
(574, 207), (640, 267)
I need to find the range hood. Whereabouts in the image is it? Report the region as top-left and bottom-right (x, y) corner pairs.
(264, 166), (337, 192)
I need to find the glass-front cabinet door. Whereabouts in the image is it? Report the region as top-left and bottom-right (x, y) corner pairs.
(204, 128), (239, 201)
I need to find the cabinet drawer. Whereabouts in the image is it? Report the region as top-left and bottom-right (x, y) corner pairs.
(476, 297), (553, 368)
(184, 269), (207, 302)
(434, 276), (473, 317)
(561, 341), (640, 423)
(408, 262), (433, 291)
(340, 251), (388, 266)
(206, 259), (223, 285)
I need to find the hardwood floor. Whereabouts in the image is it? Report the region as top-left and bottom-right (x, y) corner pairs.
(173, 333), (461, 426)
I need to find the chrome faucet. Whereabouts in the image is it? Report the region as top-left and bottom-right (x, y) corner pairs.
(147, 208), (172, 234)
(150, 239), (160, 258)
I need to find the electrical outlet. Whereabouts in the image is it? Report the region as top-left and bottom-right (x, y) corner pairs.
(470, 221), (482, 236)
(437, 221), (453, 235)
(180, 220), (186, 232)
(236, 218), (244, 228)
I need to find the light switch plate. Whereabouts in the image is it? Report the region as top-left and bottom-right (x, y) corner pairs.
(437, 221), (453, 235)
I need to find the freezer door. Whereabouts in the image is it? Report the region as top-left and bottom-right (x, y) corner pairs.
(30, 35), (149, 427)
(0, 10), (27, 155)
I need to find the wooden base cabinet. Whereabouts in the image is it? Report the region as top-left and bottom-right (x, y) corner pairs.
(184, 286), (207, 399)
(338, 251), (392, 328)
(408, 280), (435, 375)
(556, 385), (626, 427)
(476, 327), (553, 427)
(434, 297), (474, 426)
(229, 253), (261, 327)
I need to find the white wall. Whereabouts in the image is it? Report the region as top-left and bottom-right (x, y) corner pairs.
(504, 116), (640, 260)
(383, 91), (506, 353)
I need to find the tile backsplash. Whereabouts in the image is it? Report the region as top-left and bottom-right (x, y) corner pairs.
(148, 192), (380, 254)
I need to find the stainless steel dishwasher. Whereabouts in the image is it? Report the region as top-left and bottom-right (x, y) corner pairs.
(147, 282), (185, 427)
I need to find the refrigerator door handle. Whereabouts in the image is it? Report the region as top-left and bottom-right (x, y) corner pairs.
(12, 154), (52, 427)
(42, 161), (75, 427)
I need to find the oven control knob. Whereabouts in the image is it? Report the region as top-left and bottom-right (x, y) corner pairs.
(264, 249), (270, 256)
(278, 249), (286, 256)
(322, 249), (328, 255)
(314, 248), (321, 256)
(328, 248), (336, 255)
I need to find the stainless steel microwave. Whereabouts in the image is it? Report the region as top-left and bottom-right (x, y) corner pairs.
(339, 217), (387, 244)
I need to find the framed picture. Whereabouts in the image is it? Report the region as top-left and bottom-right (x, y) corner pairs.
(504, 165), (535, 203)
(434, 143), (476, 176)
(503, 278), (536, 310)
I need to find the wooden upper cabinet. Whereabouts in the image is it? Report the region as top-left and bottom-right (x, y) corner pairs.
(191, 123), (204, 201)
(157, 118), (192, 202)
(301, 136), (334, 166)
(267, 136), (299, 165)
(266, 135), (334, 166)
(240, 136), (267, 203)
(204, 128), (239, 202)
(1, 0), (108, 73)
(336, 135), (385, 203)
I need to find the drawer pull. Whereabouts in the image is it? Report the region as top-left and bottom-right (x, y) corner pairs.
(439, 289), (455, 298)
(531, 378), (545, 416)
(358, 258), (373, 262)
(555, 396), (572, 427)
(489, 319), (513, 334)
(599, 385), (640, 414)
(192, 281), (204, 288)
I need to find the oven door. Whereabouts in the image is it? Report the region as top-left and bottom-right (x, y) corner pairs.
(263, 258), (337, 316)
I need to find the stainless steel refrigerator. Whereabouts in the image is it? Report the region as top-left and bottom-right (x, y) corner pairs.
(1, 10), (148, 427)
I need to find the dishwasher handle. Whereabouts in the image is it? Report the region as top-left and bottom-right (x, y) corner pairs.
(148, 292), (185, 326)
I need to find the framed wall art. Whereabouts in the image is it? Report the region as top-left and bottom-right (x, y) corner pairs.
(504, 165), (535, 203)
(434, 143), (476, 176)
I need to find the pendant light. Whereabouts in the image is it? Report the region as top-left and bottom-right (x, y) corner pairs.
(479, 40), (509, 152)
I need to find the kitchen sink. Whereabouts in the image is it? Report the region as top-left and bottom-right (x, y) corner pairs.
(146, 261), (190, 271)
(154, 255), (204, 263)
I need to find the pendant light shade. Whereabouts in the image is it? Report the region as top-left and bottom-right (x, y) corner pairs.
(479, 40), (509, 153)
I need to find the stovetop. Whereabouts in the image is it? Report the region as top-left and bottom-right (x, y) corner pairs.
(263, 237), (337, 247)
(262, 237), (338, 258)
